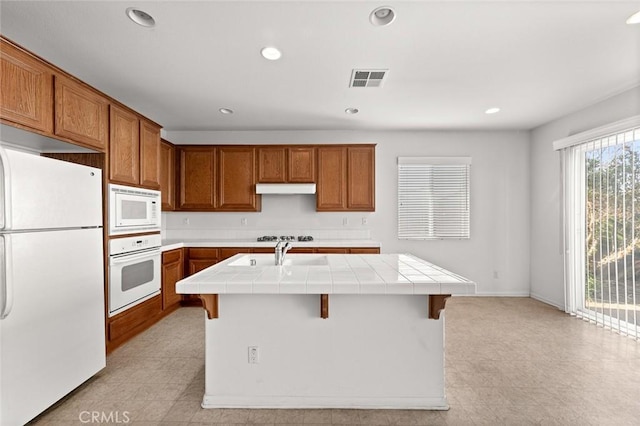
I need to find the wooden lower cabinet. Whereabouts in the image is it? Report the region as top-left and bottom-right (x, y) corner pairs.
(107, 295), (162, 353)
(188, 248), (220, 274)
(162, 249), (184, 311)
(219, 247), (252, 260)
(316, 248), (349, 254)
(349, 248), (380, 254)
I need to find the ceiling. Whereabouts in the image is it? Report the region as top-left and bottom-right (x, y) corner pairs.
(1, 1), (639, 132)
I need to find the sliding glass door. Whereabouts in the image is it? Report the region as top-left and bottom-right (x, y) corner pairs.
(581, 131), (640, 337)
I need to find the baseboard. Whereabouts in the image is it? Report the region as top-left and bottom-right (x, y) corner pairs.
(456, 291), (530, 297)
(202, 395), (449, 410)
(530, 292), (564, 310)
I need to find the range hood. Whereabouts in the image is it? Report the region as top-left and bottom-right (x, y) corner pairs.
(255, 183), (316, 194)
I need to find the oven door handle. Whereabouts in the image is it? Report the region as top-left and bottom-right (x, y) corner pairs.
(110, 248), (161, 265)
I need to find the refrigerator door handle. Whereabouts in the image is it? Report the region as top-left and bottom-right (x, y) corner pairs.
(0, 234), (13, 319)
(0, 145), (12, 231)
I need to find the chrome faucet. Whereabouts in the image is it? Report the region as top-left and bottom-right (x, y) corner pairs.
(275, 241), (292, 266)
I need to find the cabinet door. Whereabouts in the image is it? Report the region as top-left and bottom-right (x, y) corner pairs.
(0, 39), (53, 133)
(219, 248), (250, 260)
(160, 140), (175, 211)
(109, 105), (140, 185)
(347, 146), (375, 211)
(349, 248), (380, 254)
(316, 248), (349, 254)
(140, 119), (161, 188)
(54, 74), (108, 151)
(177, 147), (217, 210)
(162, 249), (184, 310)
(288, 147), (315, 182)
(316, 147), (347, 211)
(218, 147), (260, 211)
(257, 147), (287, 183)
(187, 248), (219, 275)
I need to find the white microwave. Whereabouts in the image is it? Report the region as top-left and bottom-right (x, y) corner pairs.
(108, 184), (161, 235)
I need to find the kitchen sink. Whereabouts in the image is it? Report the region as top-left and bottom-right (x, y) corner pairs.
(228, 254), (329, 267)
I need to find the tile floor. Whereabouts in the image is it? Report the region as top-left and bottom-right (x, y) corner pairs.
(30, 297), (640, 425)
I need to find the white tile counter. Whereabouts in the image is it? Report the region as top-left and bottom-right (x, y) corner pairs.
(176, 253), (475, 296)
(161, 239), (381, 252)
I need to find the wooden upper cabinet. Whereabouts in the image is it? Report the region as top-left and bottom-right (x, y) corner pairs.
(218, 147), (260, 211)
(160, 140), (175, 211)
(139, 119), (161, 188)
(54, 74), (108, 151)
(0, 39), (53, 133)
(347, 146), (375, 211)
(288, 147), (315, 182)
(317, 145), (375, 211)
(316, 146), (347, 211)
(257, 147), (287, 183)
(109, 105), (140, 185)
(257, 146), (315, 183)
(177, 146), (217, 210)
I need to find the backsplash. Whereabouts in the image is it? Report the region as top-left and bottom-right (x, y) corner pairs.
(162, 194), (373, 241)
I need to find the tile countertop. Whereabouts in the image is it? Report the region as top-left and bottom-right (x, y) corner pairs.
(161, 239), (381, 252)
(176, 253), (476, 296)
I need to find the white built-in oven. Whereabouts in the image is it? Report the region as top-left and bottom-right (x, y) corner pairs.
(108, 184), (160, 236)
(108, 234), (161, 317)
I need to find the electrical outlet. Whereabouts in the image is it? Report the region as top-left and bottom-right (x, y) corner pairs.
(248, 346), (259, 364)
(183, 218), (190, 226)
(493, 270), (499, 279)
(241, 218), (248, 226)
(343, 217), (348, 226)
(362, 217), (368, 225)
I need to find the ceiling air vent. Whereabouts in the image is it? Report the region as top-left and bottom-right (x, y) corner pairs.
(349, 69), (388, 88)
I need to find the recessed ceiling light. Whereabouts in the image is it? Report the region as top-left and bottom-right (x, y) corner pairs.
(626, 10), (640, 24)
(485, 107), (501, 115)
(261, 47), (282, 61)
(126, 7), (155, 28)
(219, 108), (234, 115)
(345, 108), (359, 115)
(370, 6), (396, 26)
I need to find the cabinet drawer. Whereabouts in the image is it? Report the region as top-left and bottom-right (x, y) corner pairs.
(188, 248), (219, 259)
(108, 296), (161, 341)
(162, 248), (183, 264)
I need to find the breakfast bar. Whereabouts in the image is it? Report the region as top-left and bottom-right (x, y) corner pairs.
(176, 253), (475, 410)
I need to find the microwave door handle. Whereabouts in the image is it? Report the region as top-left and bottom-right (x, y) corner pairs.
(0, 235), (14, 320)
(110, 249), (161, 265)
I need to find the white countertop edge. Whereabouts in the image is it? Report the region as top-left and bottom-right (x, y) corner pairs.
(176, 253), (476, 296)
(161, 239), (381, 252)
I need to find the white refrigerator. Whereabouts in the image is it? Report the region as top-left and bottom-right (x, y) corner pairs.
(0, 145), (106, 426)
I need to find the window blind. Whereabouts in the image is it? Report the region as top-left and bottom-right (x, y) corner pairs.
(558, 120), (640, 340)
(398, 157), (471, 240)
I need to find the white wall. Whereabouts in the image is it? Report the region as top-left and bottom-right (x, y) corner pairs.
(530, 86), (640, 308)
(164, 129), (531, 296)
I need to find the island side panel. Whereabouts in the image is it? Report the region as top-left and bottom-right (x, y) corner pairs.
(203, 294), (447, 409)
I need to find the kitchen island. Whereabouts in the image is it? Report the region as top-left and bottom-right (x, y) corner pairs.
(176, 253), (475, 410)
